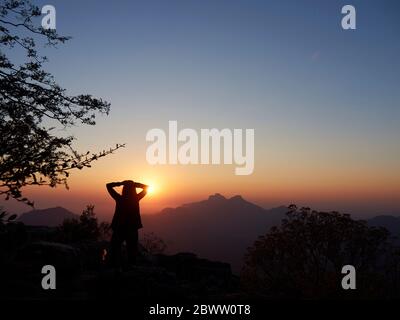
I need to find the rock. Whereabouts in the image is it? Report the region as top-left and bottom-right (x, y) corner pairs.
(87, 265), (182, 299)
(155, 252), (232, 282)
(2, 239), (239, 300)
(1, 241), (81, 299)
(13, 241), (81, 277)
(84, 250), (237, 299)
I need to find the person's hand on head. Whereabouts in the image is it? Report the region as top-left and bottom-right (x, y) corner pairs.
(123, 180), (134, 186)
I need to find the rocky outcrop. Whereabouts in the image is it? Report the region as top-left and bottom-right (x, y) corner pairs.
(86, 251), (237, 300)
(1, 240), (239, 300)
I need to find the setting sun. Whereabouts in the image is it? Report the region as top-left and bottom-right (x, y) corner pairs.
(147, 184), (155, 195)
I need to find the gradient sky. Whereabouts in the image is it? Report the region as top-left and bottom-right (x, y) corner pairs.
(2, 0), (400, 219)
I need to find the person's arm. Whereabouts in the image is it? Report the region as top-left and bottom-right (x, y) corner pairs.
(106, 182), (123, 200)
(134, 182), (148, 189)
(135, 182), (149, 200)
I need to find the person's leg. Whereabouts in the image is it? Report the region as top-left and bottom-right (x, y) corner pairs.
(126, 229), (139, 265)
(108, 230), (124, 267)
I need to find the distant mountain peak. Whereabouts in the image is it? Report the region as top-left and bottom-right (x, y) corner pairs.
(230, 195), (244, 201)
(208, 193), (226, 201)
(17, 206), (78, 227)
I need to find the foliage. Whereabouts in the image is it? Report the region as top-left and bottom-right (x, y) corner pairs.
(0, 0), (124, 206)
(57, 205), (110, 243)
(242, 205), (400, 298)
(0, 207), (27, 263)
(141, 232), (167, 254)
(0, 206), (17, 229)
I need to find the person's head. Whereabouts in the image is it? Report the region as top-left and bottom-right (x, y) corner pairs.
(122, 180), (136, 198)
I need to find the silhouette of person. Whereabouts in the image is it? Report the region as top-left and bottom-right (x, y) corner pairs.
(106, 180), (148, 267)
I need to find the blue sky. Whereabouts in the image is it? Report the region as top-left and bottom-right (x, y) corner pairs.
(3, 0), (400, 216)
(40, 0), (399, 136)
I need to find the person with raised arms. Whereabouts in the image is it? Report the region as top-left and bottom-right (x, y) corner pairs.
(106, 180), (148, 267)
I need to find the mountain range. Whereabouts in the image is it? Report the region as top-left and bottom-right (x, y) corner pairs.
(17, 206), (78, 227)
(16, 194), (400, 272)
(142, 193), (288, 272)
